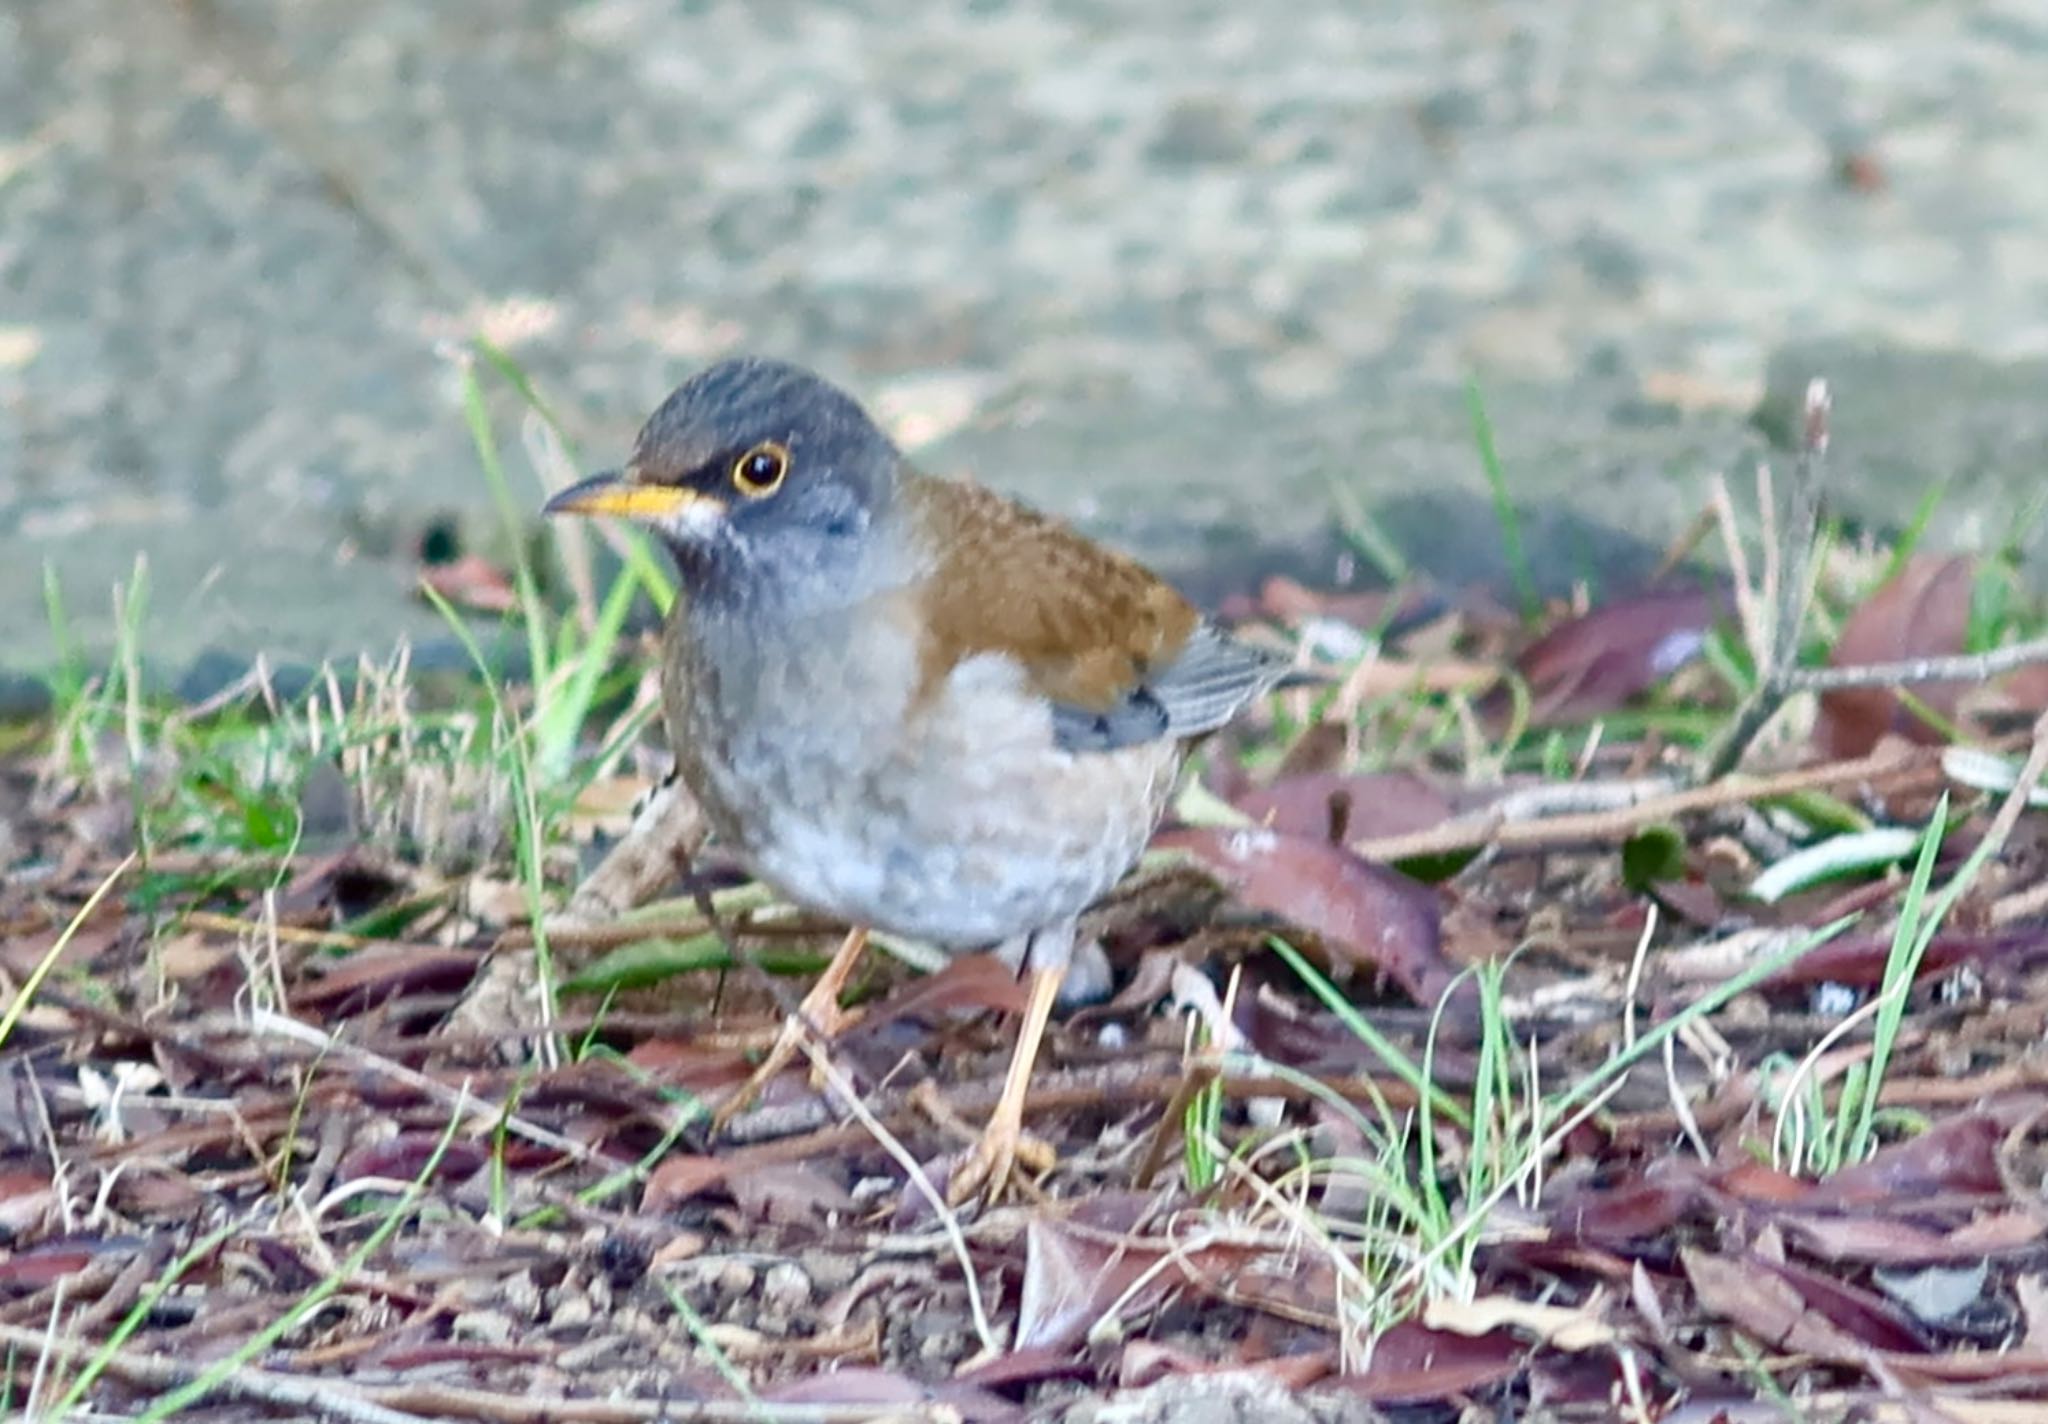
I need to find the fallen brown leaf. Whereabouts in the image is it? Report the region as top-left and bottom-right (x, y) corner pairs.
(1329, 1320), (1526, 1402)
(1817, 555), (1975, 758)
(1423, 1291), (1620, 1352)
(1155, 826), (1459, 1010)
(1484, 585), (1724, 729)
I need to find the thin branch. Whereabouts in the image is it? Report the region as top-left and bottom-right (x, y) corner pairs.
(1701, 379), (1829, 780)
(1709, 473), (1765, 662)
(1350, 745), (1936, 864)
(798, 1038), (999, 1358)
(0, 1320), (942, 1423)
(248, 1011), (619, 1167)
(1786, 635), (2048, 691)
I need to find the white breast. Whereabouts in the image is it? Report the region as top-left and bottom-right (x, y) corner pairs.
(677, 615), (1182, 948)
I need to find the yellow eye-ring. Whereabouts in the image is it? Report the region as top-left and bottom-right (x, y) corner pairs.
(731, 441), (789, 497)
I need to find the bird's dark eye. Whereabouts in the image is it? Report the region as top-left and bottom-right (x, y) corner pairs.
(730, 441), (789, 498)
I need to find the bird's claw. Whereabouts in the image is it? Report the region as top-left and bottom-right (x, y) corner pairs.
(710, 925), (870, 1134)
(945, 1123), (1056, 1206)
(709, 1012), (812, 1134)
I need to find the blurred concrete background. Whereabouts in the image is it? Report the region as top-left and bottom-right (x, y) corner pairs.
(5, 0), (2048, 693)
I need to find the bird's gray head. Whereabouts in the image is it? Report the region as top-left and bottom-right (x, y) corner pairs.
(544, 358), (902, 602)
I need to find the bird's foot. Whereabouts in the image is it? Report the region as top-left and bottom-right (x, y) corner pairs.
(709, 1002), (854, 1133)
(710, 926), (870, 1133)
(945, 1115), (1057, 1207)
(942, 961), (1066, 1206)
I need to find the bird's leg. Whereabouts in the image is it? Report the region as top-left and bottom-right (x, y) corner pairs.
(711, 925), (870, 1132)
(947, 938), (1067, 1206)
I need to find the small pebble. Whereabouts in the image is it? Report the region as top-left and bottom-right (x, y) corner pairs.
(761, 1261), (812, 1312)
(849, 1176), (897, 1207)
(502, 1270), (542, 1320)
(549, 1293), (594, 1331)
(804, 1253), (858, 1293)
(451, 1309), (515, 1345)
(715, 1260), (758, 1296)
(1810, 982), (1859, 1017)
(557, 1333), (627, 1370)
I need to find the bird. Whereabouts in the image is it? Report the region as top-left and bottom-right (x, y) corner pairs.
(543, 357), (1289, 1203)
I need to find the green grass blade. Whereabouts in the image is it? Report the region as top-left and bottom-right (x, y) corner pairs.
(1845, 795), (1949, 1162)
(1269, 937), (1472, 1131)
(457, 357), (552, 696)
(1465, 378), (1536, 620)
(1878, 478), (1950, 585)
(533, 555), (645, 783)
(131, 1109), (464, 1421)
(52, 1223), (239, 1415)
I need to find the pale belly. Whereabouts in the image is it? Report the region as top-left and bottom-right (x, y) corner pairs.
(669, 620), (1182, 948)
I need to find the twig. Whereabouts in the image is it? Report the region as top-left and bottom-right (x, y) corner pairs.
(0, 1319), (423, 1424)
(1962, 710), (2048, 880)
(498, 914), (712, 952)
(1701, 378), (1829, 780)
(68, 1237), (173, 1335)
(1993, 875), (2048, 927)
(247, 1010), (617, 1167)
(181, 909), (455, 958)
(796, 1039), (998, 1357)
(1351, 745), (1935, 863)
(1130, 1061), (1210, 1191)
(0, 1320), (943, 1423)
(717, 1055), (1422, 1149)
(1647, 501), (1719, 586)
(1786, 636), (2048, 691)
(555, 775), (712, 927)
(1709, 473), (1765, 664)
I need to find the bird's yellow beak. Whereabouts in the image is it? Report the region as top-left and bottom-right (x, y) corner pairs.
(542, 470), (712, 521)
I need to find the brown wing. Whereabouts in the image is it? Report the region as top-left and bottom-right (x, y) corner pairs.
(904, 475), (1285, 750)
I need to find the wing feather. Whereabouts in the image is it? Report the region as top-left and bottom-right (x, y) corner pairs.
(902, 476), (1286, 754)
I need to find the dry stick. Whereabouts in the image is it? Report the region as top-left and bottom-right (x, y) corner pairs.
(1710, 473), (1767, 664)
(1130, 1060), (1213, 1191)
(498, 909), (839, 953)
(717, 1054), (1422, 1152)
(0, 1321), (422, 1424)
(1698, 383), (2048, 771)
(1702, 378), (1830, 781)
(1350, 745), (1936, 864)
(248, 1010), (621, 1168)
(1961, 709), (2048, 888)
(181, 909), (460, 958)
(1993, 875), (2048, 926)
(797, 1039), (999, 1358)
(499, 913), (712, 952)
(66, 1238), (174, 1336)
(1787, 636), (2048, 691)
(1647, 502), (1720, 586)
(0, 1322), (941, 1424)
